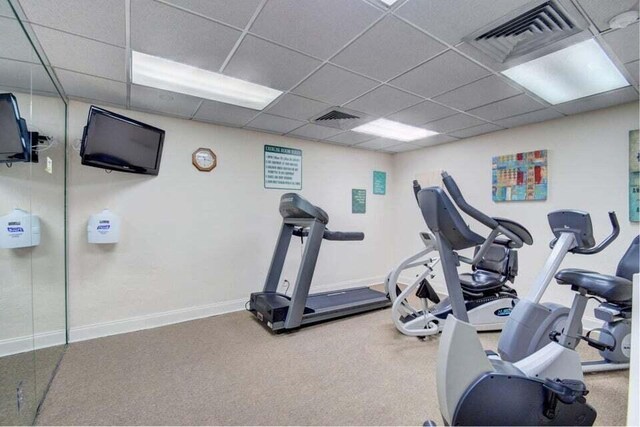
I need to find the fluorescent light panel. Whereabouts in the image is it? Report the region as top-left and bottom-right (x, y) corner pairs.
(501, 39), (629, 105)
(353, 118), (438, 142)
(131, 51), (282, 110)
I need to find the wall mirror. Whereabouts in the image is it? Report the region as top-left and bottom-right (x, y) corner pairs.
(0, 0), (67, 424)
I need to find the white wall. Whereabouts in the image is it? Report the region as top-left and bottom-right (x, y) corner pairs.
(66, 101), (396, 340)
(392, 102), (640, 317)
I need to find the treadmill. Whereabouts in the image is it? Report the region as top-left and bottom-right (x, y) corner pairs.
(249, 193), (390, 332)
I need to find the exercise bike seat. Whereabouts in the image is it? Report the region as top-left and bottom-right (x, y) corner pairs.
(556, 236), (639, 304)
(555, 269), (632, 303)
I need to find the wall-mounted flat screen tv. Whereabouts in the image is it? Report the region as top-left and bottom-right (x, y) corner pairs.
(80, 106), (165, 175)
(0, 93), (30, 163)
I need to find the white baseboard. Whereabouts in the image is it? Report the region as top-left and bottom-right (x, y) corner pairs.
(69, 275), (385, 344)
(69, 297), (247, 343)
(0, 329), (66, 358)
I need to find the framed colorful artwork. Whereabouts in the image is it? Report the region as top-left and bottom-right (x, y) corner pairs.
(492, 150), (547, 202)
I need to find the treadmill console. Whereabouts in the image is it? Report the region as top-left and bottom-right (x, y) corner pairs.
(279, 193), (329, 224)
(548, 210), (595, 249)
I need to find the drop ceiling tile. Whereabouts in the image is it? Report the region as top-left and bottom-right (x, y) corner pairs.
(287, 123), (342, 140)
(390, 50), (490, 98)
(130, 84), (202, 118)
(495, 108), (564, 128)
(159, 0), (262, 28)
(576, 0), (638, 32)
(19, 0), (125, 46)
(131, 0), (240, 73)
(246, 114), (305, 134)
(0, 58), (57, 94)
(412, 134), (459, 147)
(57, 69), (127, 106)
(193, 100), (258, 126)
(249, 0), (382, 59)
(387, 100), (457, 126)
(344, 85), (422, 117)
(0, 1), (13, 18)
(355, 138), (399, 150)
(449, 123), (503, 139)
(554, 86), (639, 115)
(467, 94), (546, 121)
(395, 0), (532, 45)
(602, 22), (640, 64)
(223, 36), (320, 91)
(433, 75), (522, 111)
(423, 114), (486, 133)
(326, 131), (374, 145)
(626, 60), (639, 86)
(292, 64), (378, 105)
(32, 25), (126, 81)
(332, 15), (445, 81)
(264, 94), (330, 121)
(0, 17), (39, 63)
(385, 142), (421, 153)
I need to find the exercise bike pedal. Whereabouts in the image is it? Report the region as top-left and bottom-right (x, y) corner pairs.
(580, 333), (614, 352)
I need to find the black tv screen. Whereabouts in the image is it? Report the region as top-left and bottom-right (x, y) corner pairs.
(0, 93), (30, 163)
(80, 106), (165, 175)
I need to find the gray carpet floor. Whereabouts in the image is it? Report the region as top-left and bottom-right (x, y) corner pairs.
(36, 308), (629, 426)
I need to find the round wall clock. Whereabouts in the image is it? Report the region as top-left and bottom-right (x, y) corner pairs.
(192, 148), (217, 172)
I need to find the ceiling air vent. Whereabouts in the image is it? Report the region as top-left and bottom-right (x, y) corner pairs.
(465, 0), (584, 64)
(311, 107), (372, 130)
(315, 110), (360, 121)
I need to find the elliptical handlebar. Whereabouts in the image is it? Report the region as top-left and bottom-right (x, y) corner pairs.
(440, 171), (526, 249)
(441, 172), (499, 230)
(412, 180), (421, 205)
(572, 211), (620, 255)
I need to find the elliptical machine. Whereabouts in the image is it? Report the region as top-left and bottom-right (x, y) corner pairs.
(385, 180), (528, 337)
(420, 172), (597, 425)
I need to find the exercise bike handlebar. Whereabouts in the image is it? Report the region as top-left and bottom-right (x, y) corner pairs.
(441, 171), (499, 230)
(572, 211), (620, 255)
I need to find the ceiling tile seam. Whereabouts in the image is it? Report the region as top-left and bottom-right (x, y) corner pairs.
(152, 0), (246, 33)
(466, 96), (550, 121)
(218, 0), (268, 73)
(359, 0), (409, 13)
(330, 48), (452, 85)
(50, 65), (128, 84)
(65, 94), (127, 108)
(0, 84), (58, 95)
(27, 22), (126, 49)
(125, 0), (131, 109)
(495, 108), (566, 124)
(382, 82), (512, 128)
(0, 55), (40, 65)
(257, 3), (396, 100)
(383, 106), (459, 125)
(332, 48), (454, 108)
(389, 11), (570, 115)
